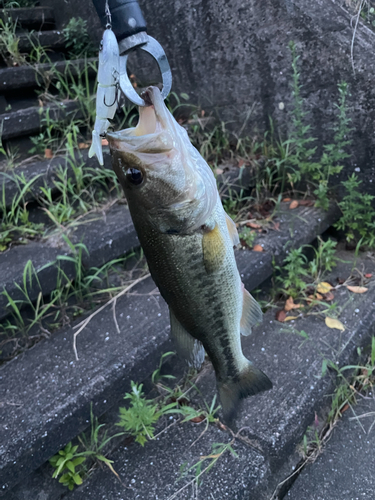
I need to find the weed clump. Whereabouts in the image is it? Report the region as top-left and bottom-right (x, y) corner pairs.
(286, 42), (352, 210)
(335, 173), (375, 247)
(63, 17), (96, 59)
(275, 237), (338, 299)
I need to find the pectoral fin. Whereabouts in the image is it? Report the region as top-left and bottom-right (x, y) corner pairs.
(225, 212), (240, 247)
(240, 287), (263, 336)
(202, 224), (227, 273)
(170, 309), (205, 370)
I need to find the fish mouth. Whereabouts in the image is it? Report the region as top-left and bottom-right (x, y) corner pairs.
(106, 86), (174, 154)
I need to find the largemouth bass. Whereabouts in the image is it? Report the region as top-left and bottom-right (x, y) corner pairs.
(107, 87), (272, 423)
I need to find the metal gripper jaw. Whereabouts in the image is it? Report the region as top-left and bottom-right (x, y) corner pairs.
(119, 34), (172, 106)
(92, 0), (172, 106)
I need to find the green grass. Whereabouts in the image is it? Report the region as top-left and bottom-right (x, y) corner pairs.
(0, 247), (146, 360)
(298, 336), (375, 467)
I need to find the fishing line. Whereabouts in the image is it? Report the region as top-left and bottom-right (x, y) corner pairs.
(105, 0), (112, 29)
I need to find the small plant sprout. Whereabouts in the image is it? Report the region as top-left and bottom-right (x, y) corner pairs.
(49, 442), (86, 490)
(177, 440), (238, 493)
(151, 351), (176, 385)
(49, 405), (123, 490)
(116, 381), (176, 446)
(238, 226), (257, 249)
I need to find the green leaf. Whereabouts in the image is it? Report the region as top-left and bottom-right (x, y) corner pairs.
(135, 434), (148, 446)
(72, 456), (86, 467)
(73, 473), (83, 485)
(66, 461), (75, 473)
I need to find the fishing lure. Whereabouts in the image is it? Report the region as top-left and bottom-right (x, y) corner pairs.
(89, 27), (119, 166)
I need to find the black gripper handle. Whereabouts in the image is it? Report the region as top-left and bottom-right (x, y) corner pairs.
(92, 0), (147, 41)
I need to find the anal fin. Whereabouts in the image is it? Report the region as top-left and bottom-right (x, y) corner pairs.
(170, 309), (205, 370)
(240, 287), (263, 336)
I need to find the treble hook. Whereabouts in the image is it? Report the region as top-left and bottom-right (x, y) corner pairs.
(103, 81), (120, 107)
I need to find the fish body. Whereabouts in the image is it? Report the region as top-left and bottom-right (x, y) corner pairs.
(89, 28), (119, 165)
(107, 87), (272, 423)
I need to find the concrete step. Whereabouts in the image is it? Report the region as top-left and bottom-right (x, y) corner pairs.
(0, 58), (96, 92)
(0, 100), (82, 140)
(0, 202), (340, 495)
(0, 201), (339, 322)
(0, 149), (112, 208)
(8, 249), (375, 499)
(0, 201), (138, 321)
(286, 395), (375, 500)
(0, 7), (55, 30)
(17, 30), (66, 53)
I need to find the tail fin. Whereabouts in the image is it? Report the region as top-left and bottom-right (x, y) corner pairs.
(89, 130), (104, 166)
(218, 363), (272, 425)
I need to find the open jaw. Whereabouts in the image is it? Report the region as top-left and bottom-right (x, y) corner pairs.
(106, 89), (174, 156)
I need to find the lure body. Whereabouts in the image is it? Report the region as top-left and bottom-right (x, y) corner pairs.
(89, 28), (119, 165)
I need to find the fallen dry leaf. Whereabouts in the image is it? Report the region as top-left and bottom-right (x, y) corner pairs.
(365, 273), (372, 279)
(317, 282), (333, 294)
(78, 142), (89, 149)
(325, 317), (345, 331)
(253, 244), (264, 252)
(101, 138), (109, 146)
(285, 296), (302, 311)
(44, 148), (53, 159)
(272, 222), (280, 231)
(324, 291), (335, 302)
(340, 403), (350, 414)
(284, 315), (299, 321)
(289, 200), (299, 209)
(246, 222), (262, 229)
(215, 168), (224, 175)
(275, 310), (287, 322)
(283, 197), (291, 202)
(316, 293), (323, 300)
(346, 286), (368, 294)
(190, 415), (206, 423)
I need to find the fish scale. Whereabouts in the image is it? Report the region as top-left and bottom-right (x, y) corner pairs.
(108, 86), (272, 424)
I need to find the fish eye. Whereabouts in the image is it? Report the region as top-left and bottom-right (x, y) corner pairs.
(125, 168), (144, 186)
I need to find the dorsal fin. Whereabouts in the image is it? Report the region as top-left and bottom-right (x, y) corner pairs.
(240, 287), (263, 336)
(169, 309), (205, 369)
(225, 212), (240, 247)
